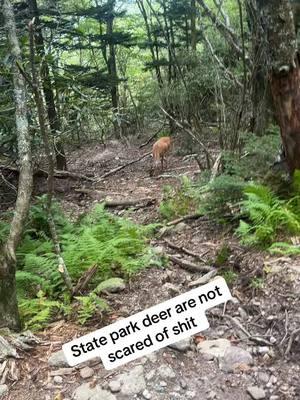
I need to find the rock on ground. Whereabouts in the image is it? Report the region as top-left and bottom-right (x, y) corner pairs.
(48, 350), (69, 368)
(73, 383), (116, 400)
(168, 338), (191, 352)
(109, 365), (146, 396)
(94, 278), (125, 294)
(197, 339), (231, 359)
(247, 386), (266, 399)
(219, 346), (253, 372)
(0, 385), (8, 398)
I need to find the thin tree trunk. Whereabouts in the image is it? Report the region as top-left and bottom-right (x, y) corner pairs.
(261, 0), (300, 174)
(191, 0), (197, 50)
(0, 0), (33, 331)
(28, 20), (73, 293)
(27, 0), (67, 170)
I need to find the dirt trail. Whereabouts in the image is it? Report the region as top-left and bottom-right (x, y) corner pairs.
(4, 141), (300, 400)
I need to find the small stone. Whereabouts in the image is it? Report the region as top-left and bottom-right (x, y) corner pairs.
(198, 339), (231, 359)
(48, 350), (68, 368)
(270, 336), (277, 344)
(159, 381), (167, 387)
(142, 389), (152, 399)
(247, 386), (266, 400)
(169, 338), (191, 352)
(120, 365), (146, 396)
(153, 246), (165, 255)
(145, 352), (157, 363)
(80, 366), (94, 379)
(220, 346), (253, 372)
(73, 383), (116, 400)
(53, 376), (63, 384)
(257, 372), (270, 384)
(108, 380), (121, 393)
(0, 385), (8, 398)
(270, 396), (280, 400)
(157, 365), (176, 379)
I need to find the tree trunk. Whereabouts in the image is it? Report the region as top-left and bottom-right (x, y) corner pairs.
(27, 0), (67, 170)
(247, 0), (273, 135)
(261, 0), (300, 174)
(1, 0), (33, 331)
(191, 0), (197, 50)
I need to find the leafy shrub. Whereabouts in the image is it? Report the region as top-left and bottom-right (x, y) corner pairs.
(236, 183), (300, 246)
(13, 201), (158, 330)
(159, 176), (196, 220)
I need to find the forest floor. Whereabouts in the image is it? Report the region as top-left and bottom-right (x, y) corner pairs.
(3, 140), (300, 400)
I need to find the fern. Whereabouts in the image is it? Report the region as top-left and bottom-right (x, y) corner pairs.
(236, 183), (300, 246)
(75, 293), (109, 325)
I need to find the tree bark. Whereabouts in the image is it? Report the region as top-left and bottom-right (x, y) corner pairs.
(0, 0), (33, 331)
(261, 0), (300, 174)
(190, 0), (197, 50)
(27, 0), (67, 170)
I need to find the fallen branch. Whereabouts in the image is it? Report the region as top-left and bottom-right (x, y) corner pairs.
(222, 315), (273, 346)
(167, 213), (206, 226)
(103, 197), (155, 208)
(188, 270), (218, 287)
(285, 327), (300, 355)
(168, 254), (212, 273)
(72, 265), (98, 297)
(139, 121), (166, 149)
(164, 239), (207, 262)
(98, 152), (151, 181)
(0, 164), (96, 182)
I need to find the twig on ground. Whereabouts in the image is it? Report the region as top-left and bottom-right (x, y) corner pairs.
(164, 239), (207, 263)
(168, 254), (212, 273)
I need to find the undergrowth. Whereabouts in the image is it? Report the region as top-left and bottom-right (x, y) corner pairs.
(0, 197), (160, 330)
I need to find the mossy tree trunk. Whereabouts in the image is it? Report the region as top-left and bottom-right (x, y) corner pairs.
(261, 0), (300, 174)
(0, 0), (33, 331)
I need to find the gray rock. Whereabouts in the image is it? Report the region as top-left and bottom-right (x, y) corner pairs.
(73, 383), (116, 400)
(186, 391), (196, 398)
(80, 366), (94, 379)
(198, 339), (231, 359)
(258, 346), (269, 355)
(94, 278), (125, 294)
(159, 381), (167, 387)
(247, 386), (266, 400)
(48, 350), (69, 368)
(119, 365), (146, 396)
(168, 338), (191, 352)
(142, 389), (152, 399)
(108, 380), (121, 393)
(152, 246), (165, 255)
(157, 365), (176, 379)
(0, 385), (8, 398)
(220, 346), (253, 372)
(53, 376), (63, 384)
(257, 372), (270, 384)
(172, 222), (187, 233)
(207, 391), (217, 400)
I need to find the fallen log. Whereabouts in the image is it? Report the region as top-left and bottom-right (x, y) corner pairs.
(0, 164), (96, 182)
(166, 213), (206, 226)
(98, 152), (151, 181)
(103, 197), (155, 208)
(167, 254), (212, 273)
(164, 239), (207, 263)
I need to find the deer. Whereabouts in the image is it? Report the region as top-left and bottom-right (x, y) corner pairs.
(150, 136), (172, 176)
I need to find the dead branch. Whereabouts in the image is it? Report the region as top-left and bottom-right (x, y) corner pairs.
(188, 270), (218, 287)
(72, 265), (98, 297)
(0, 164), (96, 182)
(209, 153), (222, 183)
(160, 107), (213, 167)
(285, 327), (300, 355)
(166, 213), (206, 226)
(168, 254), (213, 273)
(104, 197), (155, 208)
(98, 152), (151, 181)
(139, 120), (166, 149)
(164, 239), (207, 262)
